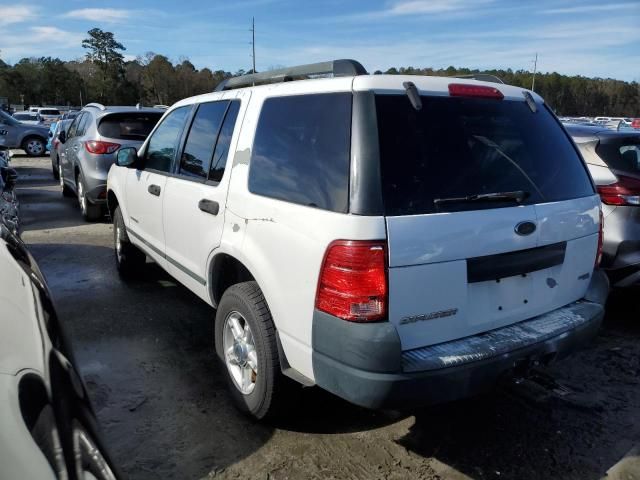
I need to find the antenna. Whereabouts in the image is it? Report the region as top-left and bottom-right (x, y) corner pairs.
(250, 17), (256, 77)
(531, 52), (538, 92)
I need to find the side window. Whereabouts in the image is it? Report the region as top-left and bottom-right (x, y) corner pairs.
(248, 93), (352, 212)
(209, 101), (240, 183)
(179, 101), (229, 179)
(76, 112), (92, 137)
(144, 106), (190, 173)
(67, 113), (83, 138)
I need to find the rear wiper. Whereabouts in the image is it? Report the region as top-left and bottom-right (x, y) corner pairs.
(434, 190), (530, 206)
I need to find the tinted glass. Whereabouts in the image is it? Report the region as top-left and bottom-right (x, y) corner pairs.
(40, 109), (60, 115)
(376, 95), (594, 216)
(76, 112), (92, 136)
(67, 113), (83, 137)
(596, 136), (640, 177)
(209, 101), (240, 183)
(145, 106), (190, 172)
(13, 113), (33, 121)
(179, 101), (228, 179)
(98, 112), (162, 140)
(249, 93), (351, 212)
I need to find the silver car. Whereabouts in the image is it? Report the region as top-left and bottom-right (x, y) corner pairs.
(58, 103), (164, 221)
(0, 110), (49, 156)
(567, 124), (640, 286)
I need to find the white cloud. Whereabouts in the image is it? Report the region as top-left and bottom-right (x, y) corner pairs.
(542, 3), (639, 15)
(0, 26), (83, 61)
(0, 6), (37, 26)
(387, 0), (492, 15)
(62, 8), (130, 23)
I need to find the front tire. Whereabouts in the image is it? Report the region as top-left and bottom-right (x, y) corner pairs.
(77, 172), (102, 221)
(113, 205), (146, 278)
(215, 281), (289, 420)
(22, 137), (46, 157)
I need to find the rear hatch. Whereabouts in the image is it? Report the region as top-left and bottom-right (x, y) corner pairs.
(375, 87), (601, 350)
(96, 111), (162, 167)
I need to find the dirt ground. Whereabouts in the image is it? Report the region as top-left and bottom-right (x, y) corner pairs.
(13, 155), (640, 480)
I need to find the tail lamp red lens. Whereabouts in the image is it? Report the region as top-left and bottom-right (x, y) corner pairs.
(597, 175), (640, 206)
(315, 240), (388, 322)
(596, 208), (603, 267)
(448, 83), (504, 100)
(85, 140), (120, 155)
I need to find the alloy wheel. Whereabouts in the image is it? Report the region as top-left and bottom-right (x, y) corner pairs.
(223, 311), (258, 395)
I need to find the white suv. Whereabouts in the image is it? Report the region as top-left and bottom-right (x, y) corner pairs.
(107, 60), (609, 419)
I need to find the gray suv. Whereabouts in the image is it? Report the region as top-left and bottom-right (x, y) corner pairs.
(58, 103), (164, 220)
(567, 124), (640, 286)
(0, 110), (49, 156)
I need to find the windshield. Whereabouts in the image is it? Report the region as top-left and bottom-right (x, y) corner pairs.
(375, 95), (595, 215)
(0, 110), (19, 126)
(98, 112), (162, 140)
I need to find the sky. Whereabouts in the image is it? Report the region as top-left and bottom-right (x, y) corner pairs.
(0, 0), (639, 81)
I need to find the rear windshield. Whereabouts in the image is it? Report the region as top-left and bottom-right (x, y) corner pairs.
(596, 137), (640, 177)
(39, 109), (60, 115)
(98, 112), (163, 140)
(376, 95), (595, 215)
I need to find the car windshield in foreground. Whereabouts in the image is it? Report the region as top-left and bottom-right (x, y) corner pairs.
(596, 138), (640, 177)
(98, 112), (163, 140)
(375, 94), (595, 215)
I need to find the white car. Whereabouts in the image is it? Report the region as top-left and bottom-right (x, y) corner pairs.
(0, 223), (119, 479)
(107, 59), (609, 420)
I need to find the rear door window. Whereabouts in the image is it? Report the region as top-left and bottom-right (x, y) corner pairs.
(209, 101), (240, 183)
(178, 101), (229, 180)
(249, 93), (351, 213)
(376, 95), (595, 216)
(98, 113), (163, 141)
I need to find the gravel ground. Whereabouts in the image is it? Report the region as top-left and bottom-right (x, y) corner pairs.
(13, 154), (640, 480)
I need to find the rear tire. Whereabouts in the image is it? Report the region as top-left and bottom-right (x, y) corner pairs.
(22, 137), (45, 157)
(77, 172), (102, 221)
(215, 281), (290, 420)
(113, 206), (146, 278)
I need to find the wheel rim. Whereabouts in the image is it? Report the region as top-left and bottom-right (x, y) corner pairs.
(223, 311), (258, 395)
(27, 140), (43, 155)
(78, 179), (86, 213)
(115, 226), (123, 263)
(72, 424), (117, 480)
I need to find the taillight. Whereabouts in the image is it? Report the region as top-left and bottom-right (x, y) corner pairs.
(52, 139), (59, 149)
(85, 141), (120, 154)
(597, 175), (640, 206)
(315, 240), (388, 322)
(632, 119), (640, 129)
(448, 83), (504, 100)
(596, 208), (603, 267)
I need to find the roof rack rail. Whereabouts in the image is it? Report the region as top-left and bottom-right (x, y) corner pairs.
(215, 59), (367, 91)
(452, 74), (505, 84)
(153, 104), (169, 109)
(84, 102), (106, 111)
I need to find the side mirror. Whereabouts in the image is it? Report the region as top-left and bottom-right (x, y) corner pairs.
(116, 147), (138, 168)
(58, 130), (66, 143)
(1, 167), (18, 190)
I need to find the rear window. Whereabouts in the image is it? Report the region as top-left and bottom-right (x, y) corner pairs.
(249, 93), (351, 213)
(376, 95), (594, 216)
(98, 112), (163, 140)
(596, 138), (640, 177)
(39, 109), (60, 115)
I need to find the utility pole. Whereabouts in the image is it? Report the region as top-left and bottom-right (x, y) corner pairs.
(531, 52), (538, 92)
(250, 17), (256, 75)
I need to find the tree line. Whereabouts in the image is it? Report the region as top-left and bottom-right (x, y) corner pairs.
(0, 28), (638, 116)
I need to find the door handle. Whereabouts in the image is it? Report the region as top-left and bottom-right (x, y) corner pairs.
(198, 199), (219, 216)
(148, 184), (161, 196)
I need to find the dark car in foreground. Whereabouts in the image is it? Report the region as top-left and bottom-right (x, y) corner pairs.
(0, 222), (120, 479)
(567, 124), (640, 286)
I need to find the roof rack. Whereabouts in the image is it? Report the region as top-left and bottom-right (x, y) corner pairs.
(153, 105), (169, 109)
(215, 59), (367, 91)
(84, 102), (106, 111)
(452, 74), (505, 84)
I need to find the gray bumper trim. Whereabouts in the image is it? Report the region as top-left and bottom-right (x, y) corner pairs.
(402, 301), (602, 372)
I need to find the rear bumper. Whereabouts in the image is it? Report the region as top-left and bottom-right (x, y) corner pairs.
(312, 269), (608, 409)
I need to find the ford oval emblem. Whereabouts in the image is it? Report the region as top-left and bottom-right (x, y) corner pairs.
(515, 221), (537, 236)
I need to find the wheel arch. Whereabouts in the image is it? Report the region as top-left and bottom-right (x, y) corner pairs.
(208, 252), (256, 309)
